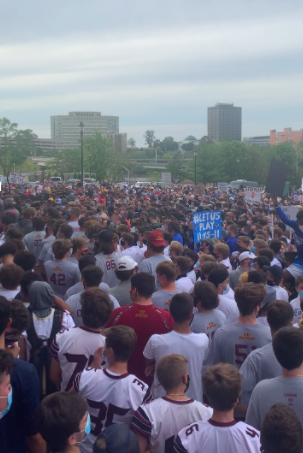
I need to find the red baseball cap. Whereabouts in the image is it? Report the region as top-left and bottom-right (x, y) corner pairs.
(148, 231), (166, 247)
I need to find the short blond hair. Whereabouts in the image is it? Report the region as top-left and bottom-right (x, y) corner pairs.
(169, 241), (183, 256)
(214, 243), (230, 259)
(157, 354), (188, 391)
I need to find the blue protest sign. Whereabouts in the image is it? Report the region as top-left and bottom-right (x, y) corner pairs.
(192, 210), (222, 242)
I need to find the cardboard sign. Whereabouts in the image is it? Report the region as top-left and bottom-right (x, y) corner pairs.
(281, 206), (298, 231)
(162, 172), (171, 187)
(192, 210), (222, 242)
(218, 182), (228, 192)
(245, 187), (263, 202)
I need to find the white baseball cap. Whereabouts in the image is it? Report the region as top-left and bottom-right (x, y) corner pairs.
(239, 251), (256, 262)
(117, 256), (138, 270)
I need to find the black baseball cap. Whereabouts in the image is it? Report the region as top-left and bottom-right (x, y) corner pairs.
(93, 229), (115, 242)
(263, 265), (283, 281)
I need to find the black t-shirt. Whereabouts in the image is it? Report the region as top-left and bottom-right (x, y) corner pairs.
(0, 358), (40, 453)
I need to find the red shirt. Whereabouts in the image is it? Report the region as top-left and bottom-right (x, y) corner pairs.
(105, 303), (174, 384)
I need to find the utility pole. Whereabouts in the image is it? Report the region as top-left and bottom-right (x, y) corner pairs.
(194, 151), (197, 186)
(79, 122), (84, 186)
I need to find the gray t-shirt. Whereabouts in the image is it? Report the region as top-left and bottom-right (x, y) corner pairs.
(240, 342), (280, 407)
(229, 267), (247, 290)
(23, 230), (46, 258)
(67, 291), (120, 327)
(151, 290), (180, 311)
(110, 280), (132, 307)
(44, 260), (80, 297)
(191, 309), (226, 340)
(246, 376), (303, 430)
(64, 281), (110, 300)
(203, 322), (272, 371)
(138, 255), (171, 289)
(95, 251), (123, 288)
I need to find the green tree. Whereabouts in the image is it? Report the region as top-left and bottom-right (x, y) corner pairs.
(127, 137), (136, 148)
(144, 130), (156, 148)
(83, 134), (115, 182)
(165, 152), (185, 180)
(181, 142), (195, 151)
(147, 170), (162, 183)
(0, 118), (37, 181)
(52, 148), (81, 174)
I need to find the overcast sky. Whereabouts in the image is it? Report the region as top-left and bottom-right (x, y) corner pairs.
(1, 0), (303, 146)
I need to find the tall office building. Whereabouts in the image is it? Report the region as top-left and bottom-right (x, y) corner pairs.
(51, 111), (119, 149)
(207, 103), (242, 142)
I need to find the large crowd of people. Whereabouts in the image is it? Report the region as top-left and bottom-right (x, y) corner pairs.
(0, 179), (303, 453)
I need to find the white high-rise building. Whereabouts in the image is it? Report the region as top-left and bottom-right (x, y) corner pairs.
(51, 111), (119, 149)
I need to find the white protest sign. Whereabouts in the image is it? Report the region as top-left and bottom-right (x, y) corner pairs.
(162, 172), (171, 187)
(281, 206), (298, 231)
(218, 182), (228, 192)
(245, 187), (263, 202)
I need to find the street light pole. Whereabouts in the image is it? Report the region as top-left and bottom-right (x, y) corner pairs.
(122, 166), (130, 185)
(79, 122), (84, 186)
(88, 153), (92, 178)
(194, 152), (197, 186)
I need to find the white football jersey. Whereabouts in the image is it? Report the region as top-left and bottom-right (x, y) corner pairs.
(23, 230), (46, 258)
(44, 260), (80, 297)
(75, 368), (148, 453)
(66, 291), (120, 327)
(174, 420), (261, 453)
(95, 251), (123, 288)
(132, 397), (212, 453)
(50, 326), (105, 391)
(144, 330), (209, 402)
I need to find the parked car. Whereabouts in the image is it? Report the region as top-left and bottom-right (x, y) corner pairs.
(66, 179), (80, 184)
(229, 180), (259, 190)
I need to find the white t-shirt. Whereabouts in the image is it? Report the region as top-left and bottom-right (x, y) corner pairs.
(75, 368), (148, 453)
(50, 326), (105, 391)
(175, 276), (194, 294)
(132, 397), (212, 453)
(273, 285), (288, 302)
(187, 270), (196, 285)
(68, 220), (80, 232)
(144, 330), (209, 402)
(218, 294), (239, 319)
(291, 296), (302, 324)
(175, 419), (261, 453)
(0, 286), (20, 301)
(220, 257), (232, 273)
(225, 286), (235, 300)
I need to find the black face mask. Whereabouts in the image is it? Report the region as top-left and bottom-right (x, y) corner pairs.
(185, 375), (190, 393)
(143, 239), (147, 245)
(120, 240), (125, 246)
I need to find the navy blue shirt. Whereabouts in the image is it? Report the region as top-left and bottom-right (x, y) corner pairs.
(0, 358), (40, 453)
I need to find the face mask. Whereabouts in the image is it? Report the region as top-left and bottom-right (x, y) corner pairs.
(161, 225), (165, 229)
(75, 413), (91, 444)
(185, 217), (189, 222)
(102, 349), (109, 367)
(267, 280), (275, 287)
(223, 285), (230, 295)
(25, 203), (30, 208)
(249, 260), (255, 268)
(299, 291), (303, 299)
(247, 220), (250, 225)
(143, 239), (147, 245)
(0, 387), (12, 420)
(130, 226), (136, 233)
(185, 375), (190, 393)
(119, 214), (122, 219)
(251, 246), (256, 254)
(120, 240), (125, 247)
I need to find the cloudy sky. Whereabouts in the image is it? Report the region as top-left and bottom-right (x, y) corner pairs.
(1, 0), (303, 146)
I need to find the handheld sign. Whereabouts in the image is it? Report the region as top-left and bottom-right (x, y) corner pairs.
(218, 182), (228, 192)
(192, 210), (222, 242)
(245, 187), (263, 203)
